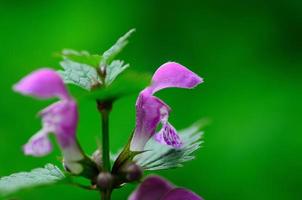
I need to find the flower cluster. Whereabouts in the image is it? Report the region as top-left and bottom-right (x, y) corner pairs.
(11, 31), (204, 200)
(13, 69), (86, 174)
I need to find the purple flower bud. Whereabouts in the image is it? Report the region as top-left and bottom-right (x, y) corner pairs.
(130, 62), (203, 151)
(123, 162), (143, 182)
(128, 176), (203, 200)
(97, 172), (114, 190)
(13, 69), (84, 174)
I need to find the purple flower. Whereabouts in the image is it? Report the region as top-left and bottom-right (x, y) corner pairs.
(128, 176), (203, 200)
(130, 62), (203, 151)
(13, 69), (84, 173)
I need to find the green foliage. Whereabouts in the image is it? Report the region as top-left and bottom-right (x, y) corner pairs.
(0, 164), (65, 197)
(111, 131), (138, 174)
(58, 29), (136, 93)
(1, 1), (301, 199)
(61, 49), (102, 68)
(105, 60), (129, 85)
(134, 121), (205, 170)
(101, 29), (135, 65)
(59, 59), (101, 90)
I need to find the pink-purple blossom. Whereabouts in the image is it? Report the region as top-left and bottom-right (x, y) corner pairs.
(13, 69), (84, 173)
(128, 176), (203, 200)
(130, 62), (203, 151)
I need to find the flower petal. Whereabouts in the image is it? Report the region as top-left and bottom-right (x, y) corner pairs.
(130, 89), (170, 151)
(162, 188), (203, 200)
(14, 69), (86, 174)
(40, 100), (78, 147)
(13, 68), (69, 100)
(154, 122), (182, 148)
(23, 129), (52, 157)
(150, 62), (203, 93)
(23, 100), (79, 157)
(131, 63), (202, 151)
(128, 176), (174, 200)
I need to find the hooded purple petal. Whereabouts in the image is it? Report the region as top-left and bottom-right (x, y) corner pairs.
(150, 62), (203, 93)
(128, 176), (174, 200)
(130, 62), (202, 151)
(13, 68), (69, 100)
(162, 188), (203, 200)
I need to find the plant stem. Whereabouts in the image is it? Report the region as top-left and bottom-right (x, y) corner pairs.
(97, 100), (113, 200)
(101, 190), (112, 200)
(102, 109), (110, 171)
(97, 100), (112, 172)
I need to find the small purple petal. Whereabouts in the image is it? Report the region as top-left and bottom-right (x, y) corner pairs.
(162, 188), (204, 200)
(155, 122), (182, 148)
(13, 68), (69, 100)
(128, 176), (174, 200)
(23, 129), (52, 157)
(150, 62), (203, 93)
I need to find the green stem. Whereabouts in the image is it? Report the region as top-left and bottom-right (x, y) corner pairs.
(101, 109), (110, 171)
(97, 100), (113, 200)
(101, 190), (112, 200)
(97, 100), (112, 172)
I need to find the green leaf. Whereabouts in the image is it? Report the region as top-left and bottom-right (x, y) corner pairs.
(59, 59), (102, 90)
(134, 120), (206, 171)
(101, 29), (135, 65)
(105, 60), (129, 85)
(58, 29), (135, 91)
(61, 49), (102, 68)
(0, 164), (65, 197)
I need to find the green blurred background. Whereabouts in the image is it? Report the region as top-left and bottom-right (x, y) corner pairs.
(1, 0), (302, 199)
